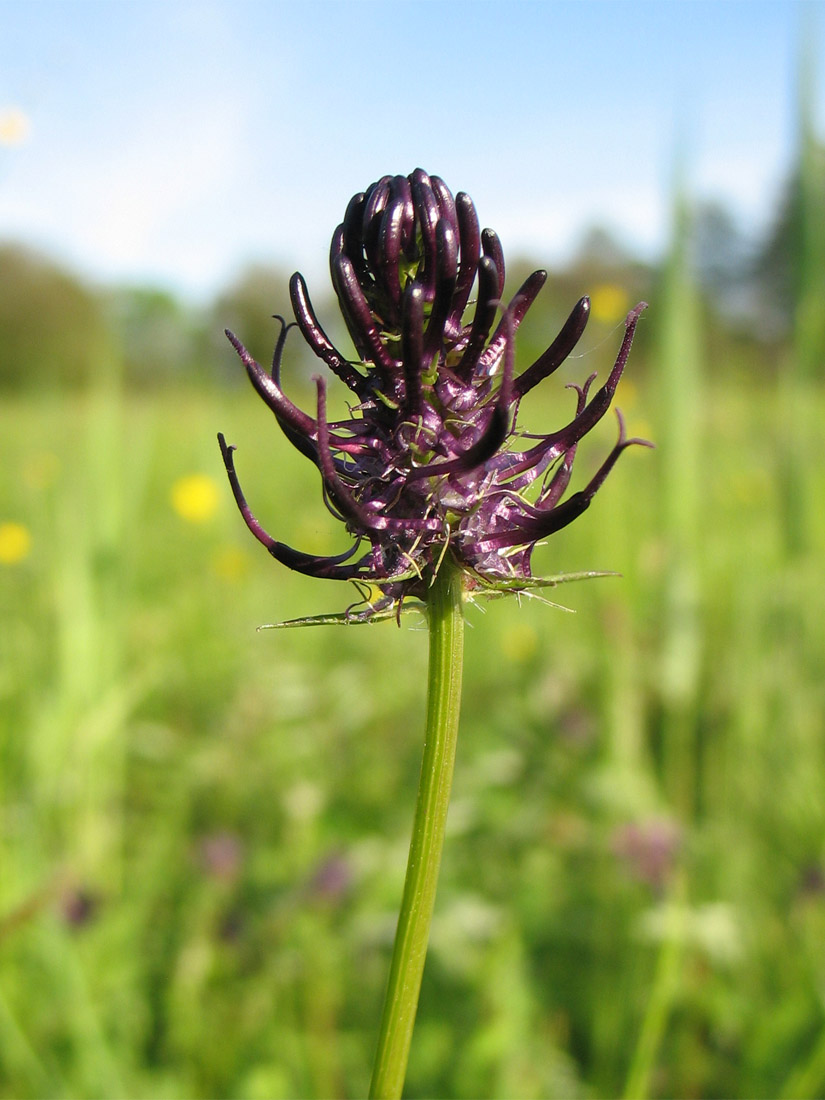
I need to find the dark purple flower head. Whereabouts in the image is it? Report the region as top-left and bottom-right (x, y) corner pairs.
(218, 170), (650, 622)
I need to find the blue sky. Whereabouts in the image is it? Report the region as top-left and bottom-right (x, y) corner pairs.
(0, 1), (820, 300)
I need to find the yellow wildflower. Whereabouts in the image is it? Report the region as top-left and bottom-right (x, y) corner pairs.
(590, 283), (631, 324)
(171, 474), (220, 523)
(0, 521), (32, 564)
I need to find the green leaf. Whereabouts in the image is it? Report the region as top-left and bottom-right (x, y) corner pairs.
(257, 600), (428, 629)
(470, 569), (620, 595)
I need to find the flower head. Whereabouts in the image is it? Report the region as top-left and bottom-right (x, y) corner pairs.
(219, 170), (650, 621)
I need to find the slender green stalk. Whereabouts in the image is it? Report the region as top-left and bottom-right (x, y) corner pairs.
(780, 1018), (825, 1099)
(622, 873), (686, 1100)
(658, 167), (703, 818)
(780, 29), (824, 558)
(369, 556), (465, 1099)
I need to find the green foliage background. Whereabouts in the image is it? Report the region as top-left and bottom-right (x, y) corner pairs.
(1, 148), (824, 1097)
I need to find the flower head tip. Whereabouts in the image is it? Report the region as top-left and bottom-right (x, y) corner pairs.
(219, 170), (650, 621)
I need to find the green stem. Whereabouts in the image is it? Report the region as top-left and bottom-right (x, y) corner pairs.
(369, 556), (465, 1099)
(622, 872), (685, 1100)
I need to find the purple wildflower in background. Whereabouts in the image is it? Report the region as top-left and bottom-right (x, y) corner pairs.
(218, 169), (649, 620)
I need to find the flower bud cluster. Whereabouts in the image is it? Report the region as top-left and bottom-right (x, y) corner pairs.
(219, 169), (648, 619)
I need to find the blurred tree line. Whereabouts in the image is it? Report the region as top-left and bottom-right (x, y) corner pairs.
(0, 166), (816, 392)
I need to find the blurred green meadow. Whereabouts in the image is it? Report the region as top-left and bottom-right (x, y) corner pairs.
(2, 159), (825, 1098)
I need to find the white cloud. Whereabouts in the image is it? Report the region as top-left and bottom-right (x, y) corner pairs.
(493, 182), (668, 266)
(1, 90), (251, 289)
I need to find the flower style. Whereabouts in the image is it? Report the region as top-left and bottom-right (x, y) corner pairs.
(218, 169), (650, 621)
